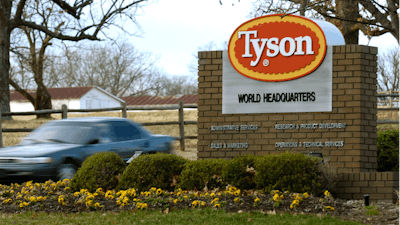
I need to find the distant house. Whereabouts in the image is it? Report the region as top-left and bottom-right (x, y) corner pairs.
(120, 95), (198, 107)
(10, 86), (125, 112)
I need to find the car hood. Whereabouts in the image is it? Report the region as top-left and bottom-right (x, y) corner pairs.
(0, 143), (81, 158)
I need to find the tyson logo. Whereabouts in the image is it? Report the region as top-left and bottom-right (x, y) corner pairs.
(228, 14), (327, 82)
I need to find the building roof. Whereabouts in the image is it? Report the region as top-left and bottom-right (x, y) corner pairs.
(10, 87), (93, 101)
(120, 95), (198, 106)
(10, 86), (125, 104)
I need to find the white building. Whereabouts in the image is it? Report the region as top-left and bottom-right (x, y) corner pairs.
(10, 86), (125, 112)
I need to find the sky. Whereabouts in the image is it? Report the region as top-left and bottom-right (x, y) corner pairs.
(128, 0), (399, 77)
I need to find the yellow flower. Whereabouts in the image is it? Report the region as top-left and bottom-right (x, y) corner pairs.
(234, 190), (241, 196)
(105, 190), (115, 199)
(151, 187), (157, 192)
(293, 200), (300, 205)
(326, 206), (335, 211)
(211, 198), (219, 204)
(184, 195), (188, 200)
(254, 198), (260, 203)
(173, 199), (178, 204)
(214, 203), (221, 208)
(234, 197), (241, 203)
(136, 202), (148, 209)
(290, 204), (294, 209)
(200, 201), (206, 206)
(280, 195), (284, 199)
(86, 200), (93, 207)
(273, 194), (280, 202)
(191, 200), (199, 208)
(303, 193), (309, 198)
(156, 188), (163, 195)
(210, 193), (215, 197)
(94, 202), (100, 208)
(324, 190), (330, 196)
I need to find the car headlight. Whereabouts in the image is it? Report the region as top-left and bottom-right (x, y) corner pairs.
(14, 157), (54, 164)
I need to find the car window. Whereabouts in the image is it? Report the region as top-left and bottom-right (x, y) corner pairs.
(109, 121), (142, 142)
(23, 122), (96, 144)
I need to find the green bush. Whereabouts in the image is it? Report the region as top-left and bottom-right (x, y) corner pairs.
(69, 152), (126, 193)
(254, 152), (322, 194)
(221, 155), (258, 190)
(179, 159), (228, 191)
(377, 129), (399, 171)
(117, 153), (187, 192)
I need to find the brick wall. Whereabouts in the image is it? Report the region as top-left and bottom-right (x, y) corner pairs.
(197, 45), (378, 173)
(334, 172), (399, 203)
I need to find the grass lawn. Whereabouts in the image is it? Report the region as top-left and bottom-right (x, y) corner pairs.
(0, 209), (362, 225)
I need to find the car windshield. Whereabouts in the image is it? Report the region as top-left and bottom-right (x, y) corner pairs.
(22, 122), (98, 145)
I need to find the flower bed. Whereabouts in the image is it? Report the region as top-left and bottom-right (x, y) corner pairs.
(0, 179), (349, 214)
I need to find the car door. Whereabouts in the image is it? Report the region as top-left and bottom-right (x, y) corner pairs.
(108, 121), (149, 162)
(79, 123), (120, 160)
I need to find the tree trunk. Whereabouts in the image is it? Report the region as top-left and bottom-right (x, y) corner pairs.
(35, 84), (52, 119)
(299, 0), (308, 16)
(0, 1), (12, 120)
(33, 50), (52, 119)
(336, 0), (359, 44)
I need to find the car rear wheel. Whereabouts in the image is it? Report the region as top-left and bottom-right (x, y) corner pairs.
(57, 164), (77, 181)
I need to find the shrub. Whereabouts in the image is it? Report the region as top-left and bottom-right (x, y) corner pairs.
(317, 158), (339, 193)
(69, 152), (126, 193)
(179, 159), (228, 191)
(377, 129), (399, 171)
(117, 153), (187, 192)
(221, 155), (258, 190)
(254, 152), (322, 194)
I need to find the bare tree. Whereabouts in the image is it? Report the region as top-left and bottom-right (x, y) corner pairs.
(246, 0), (399, 44)
(187, 41), (228, 75)
(377, 46), (399, 93)
(251, 0), (360, 44)
(0, 0), (149, 119)
(44, 41), (165, 97)
(157, 75), (198, 96)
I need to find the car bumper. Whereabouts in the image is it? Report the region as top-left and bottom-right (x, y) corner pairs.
(0, 163), (57, 179)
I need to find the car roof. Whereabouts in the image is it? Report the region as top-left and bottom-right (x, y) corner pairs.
(49, 117), (130, 123)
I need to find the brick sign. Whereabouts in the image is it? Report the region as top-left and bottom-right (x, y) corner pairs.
(197, 15), (379, 174)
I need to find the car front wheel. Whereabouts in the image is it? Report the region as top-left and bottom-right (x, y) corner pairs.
(57, 164), (77, 181)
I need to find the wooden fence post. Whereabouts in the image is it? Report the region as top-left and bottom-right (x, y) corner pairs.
(122, 103), (127, 118)
(0, 109), (3, 148)
(61, 104), (68, 119)
(178, 100), (185, 151)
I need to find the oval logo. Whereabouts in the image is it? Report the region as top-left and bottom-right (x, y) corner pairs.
(228, 14), (327, 82)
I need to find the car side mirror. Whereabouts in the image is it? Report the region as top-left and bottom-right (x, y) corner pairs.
(87, 138), (100, 145)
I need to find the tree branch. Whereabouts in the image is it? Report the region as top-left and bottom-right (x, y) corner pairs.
(16, 20), (99, 41)
(9, 78), (35, 106)
(50, 0), (81, 19)
(14, 0), (27, 21)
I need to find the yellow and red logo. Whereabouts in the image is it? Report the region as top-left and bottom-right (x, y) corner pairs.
(228, 14), (327, 82)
